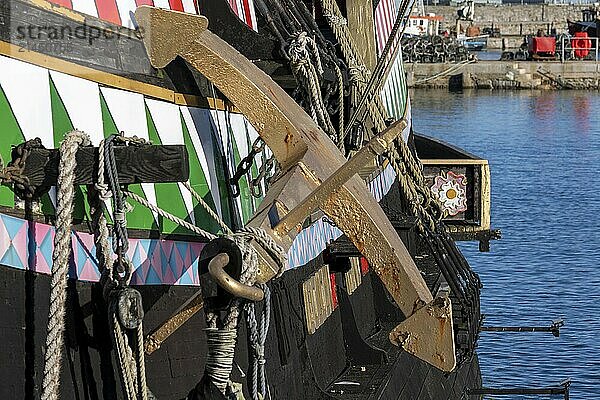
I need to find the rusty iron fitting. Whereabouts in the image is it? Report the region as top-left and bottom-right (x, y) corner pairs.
(208, 253), (264, 302)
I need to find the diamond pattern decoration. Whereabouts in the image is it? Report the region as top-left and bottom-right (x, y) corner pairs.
(0, 161), (395, 280)
(0, 213), (207, 286)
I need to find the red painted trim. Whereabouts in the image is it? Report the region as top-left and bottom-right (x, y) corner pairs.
(48, 0), (73, 8)
(359, 257), (369, 276)
(330, 273), (338, 309)
(228, 0), (239, 16)
(169, 0), (184, 11)
(242, 0), (253, 28)
(135, 0), (154, 6)
(96, 0), (121, 25)
(193, 0), (199, 13)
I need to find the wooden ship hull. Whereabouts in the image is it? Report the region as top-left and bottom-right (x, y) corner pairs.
(0, 1), (491, 399)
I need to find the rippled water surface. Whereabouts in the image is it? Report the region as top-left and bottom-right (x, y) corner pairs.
(411, 89), (600, 399)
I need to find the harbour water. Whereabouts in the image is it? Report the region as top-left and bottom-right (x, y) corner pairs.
(411, 89), (600, 399)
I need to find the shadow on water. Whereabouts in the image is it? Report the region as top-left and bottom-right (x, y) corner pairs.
(410, 89), (600, 400)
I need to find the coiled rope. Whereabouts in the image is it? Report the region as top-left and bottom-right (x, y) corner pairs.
(41, 130), (91, 400)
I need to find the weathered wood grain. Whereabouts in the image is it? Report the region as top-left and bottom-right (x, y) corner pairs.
(21, 145), (189, 191)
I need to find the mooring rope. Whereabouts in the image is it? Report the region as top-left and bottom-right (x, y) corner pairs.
(41, 131), (91, 400)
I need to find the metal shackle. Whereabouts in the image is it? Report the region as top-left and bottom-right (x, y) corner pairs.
(207, 253), (264, 302)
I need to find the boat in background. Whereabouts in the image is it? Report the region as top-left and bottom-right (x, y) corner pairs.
(568, 6), (599, 38)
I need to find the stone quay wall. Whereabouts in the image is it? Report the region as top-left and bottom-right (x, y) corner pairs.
(424, 4), (591, 36)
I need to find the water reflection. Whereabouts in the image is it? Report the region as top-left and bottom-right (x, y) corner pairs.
(411, 89), (600, 400)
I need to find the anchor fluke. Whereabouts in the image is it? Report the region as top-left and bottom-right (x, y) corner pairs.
(135, 6), (208, 68)
(389, 296), (456, 372)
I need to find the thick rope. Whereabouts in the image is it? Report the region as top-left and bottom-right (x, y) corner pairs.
(288, 32), (337, 141)
(111, 309), (138, 400)
(204, 328), (238, 394)
(41, 131), (91, 400)
(93, 136), (149, 400)
(319, 0), (388, 135)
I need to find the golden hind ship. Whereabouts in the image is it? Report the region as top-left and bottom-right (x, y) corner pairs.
(0, 0), (496, 399)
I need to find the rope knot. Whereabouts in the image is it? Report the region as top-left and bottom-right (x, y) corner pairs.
(251, 343), (265, 363)
(94, 182), (112, 200)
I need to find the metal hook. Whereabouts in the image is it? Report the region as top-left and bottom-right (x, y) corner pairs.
(208, 253), (264, 302)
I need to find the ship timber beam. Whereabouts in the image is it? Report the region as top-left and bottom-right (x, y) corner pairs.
(135, 6), (456, 372)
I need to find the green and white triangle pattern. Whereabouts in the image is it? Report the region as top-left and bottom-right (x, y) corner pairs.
(0, 56), (53, 148)
(180, 107), (222, 217)
(0, 55), (265, 235)
(145, 98), (196, 234)
(50, 70), (104, 143)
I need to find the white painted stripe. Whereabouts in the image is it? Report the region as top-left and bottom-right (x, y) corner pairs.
(117, 0), (138, 28)
(235, 0), (245, 24)
(153, 0), (171, 8)
(71, 0), (98, 18)
(146, 99), (195, 223)
(182, 107), (223, 218)
(248, 0), (258, 31)
(0, 56), (53, 147)
(230, 113), (251, 216)
(219, 110), (243, 217)
(100, 87), (158, 221)
(50, 71), (104, 145)
(182, 0), (196, 13)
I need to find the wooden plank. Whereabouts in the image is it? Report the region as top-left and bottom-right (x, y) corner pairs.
(479, 163), (491, 230)
(21, 145), (189, 190)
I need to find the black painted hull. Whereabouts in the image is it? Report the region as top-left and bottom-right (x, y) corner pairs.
(0, 256), (481, 400)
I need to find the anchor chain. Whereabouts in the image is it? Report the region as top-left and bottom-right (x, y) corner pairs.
(231, 137), (280, 199)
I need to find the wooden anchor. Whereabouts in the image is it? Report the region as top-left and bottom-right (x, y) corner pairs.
(135, 6), (456, 371)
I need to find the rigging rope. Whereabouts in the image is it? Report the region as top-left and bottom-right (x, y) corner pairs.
(288, 32), (337, 141)
(344, 0), (415, 139)
(41, 131), (91, 400)
(244, 284), (271, 400)
(319, 0), (388, 134)
(95, 135), (150, 400)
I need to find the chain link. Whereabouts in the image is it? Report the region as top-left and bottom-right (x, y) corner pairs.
(1, 138), (46, 199)
(230, 137), (279, 199)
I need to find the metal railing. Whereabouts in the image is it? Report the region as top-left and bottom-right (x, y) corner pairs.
(559, 35), (599, 62)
